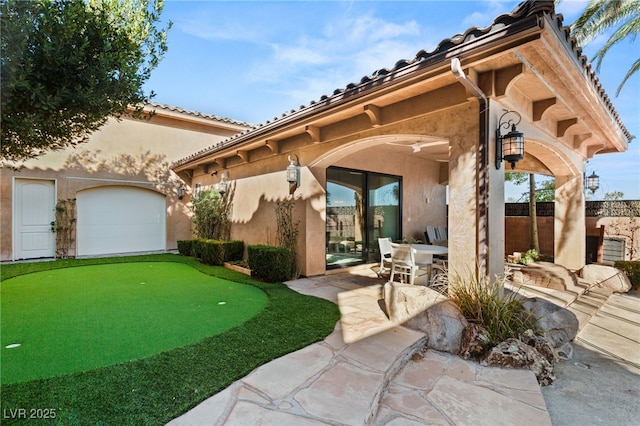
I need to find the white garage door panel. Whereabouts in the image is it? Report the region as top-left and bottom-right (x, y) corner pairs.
(77, 187), (166, 256)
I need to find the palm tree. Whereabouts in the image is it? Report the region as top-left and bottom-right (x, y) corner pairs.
(570, 0), (640, 95)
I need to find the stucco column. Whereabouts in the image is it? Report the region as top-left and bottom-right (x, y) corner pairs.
(448, 101), (505, 281)
(447, 104), (480, 280)
(487, 123), (506, 279)
(554, 174), (586, 271)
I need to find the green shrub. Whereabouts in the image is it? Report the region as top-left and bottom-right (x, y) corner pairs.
(248, 245), (295, 283)
(222, 240), (244, 263)
(191, 238), (206, 260)
(177, 240), (193, 257)
(191, 189), (232, 240)
(448, 271), (539, 346)
(518, 248), (539, 265)
(614, 261), (640, 290)
(190, 239), (244, 265)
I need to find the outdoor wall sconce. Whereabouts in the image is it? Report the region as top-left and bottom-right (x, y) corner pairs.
(287, 155), (300, 194)
(586, 171), (600, 194)
(496, 110), (525, 170)
(217, 172), (229, 194)
(177, 183), (185, 200)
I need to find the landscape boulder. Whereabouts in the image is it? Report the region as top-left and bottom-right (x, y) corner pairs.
(511, 261), (581, 293)
(522, 297), (579, 347)
(383, 281), (467, 354)
(580, 264), (632, 293)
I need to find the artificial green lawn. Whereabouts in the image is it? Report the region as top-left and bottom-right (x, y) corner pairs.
(0, 254), (341, 425)
(1, 262), (268, 384)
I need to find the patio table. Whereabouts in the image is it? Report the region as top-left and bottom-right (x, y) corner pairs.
(411, 244), (448, 256)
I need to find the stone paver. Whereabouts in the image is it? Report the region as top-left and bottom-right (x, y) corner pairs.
(169, 266), (638, 426)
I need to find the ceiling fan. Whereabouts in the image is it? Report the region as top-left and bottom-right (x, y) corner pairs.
(385, 139), (448, 153)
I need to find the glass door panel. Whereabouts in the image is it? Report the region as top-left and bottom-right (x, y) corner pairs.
(326, 167), (401, 269)
(326, 168), (365, 268)
(367, 174), (401, 263)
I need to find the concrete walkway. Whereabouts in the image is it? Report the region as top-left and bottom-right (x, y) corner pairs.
(168, 265), (638, 425)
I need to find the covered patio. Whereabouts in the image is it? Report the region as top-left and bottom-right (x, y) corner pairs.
(172, 0), (630, 279)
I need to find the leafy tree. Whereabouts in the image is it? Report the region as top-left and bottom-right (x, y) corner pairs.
(604, 191), (624, 200)
(1, 0), (171, 163)
(506, 172), (555, 202)
(505, 172), (556, 252)
(191, 188), (233, 241)
(570, 0), (640, 95)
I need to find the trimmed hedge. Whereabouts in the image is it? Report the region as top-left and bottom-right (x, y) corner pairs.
(184, 239), (244, 265)
(614, 260), (640, 290)
(248, 245), (294, 283)
(177, 240), (194, 257)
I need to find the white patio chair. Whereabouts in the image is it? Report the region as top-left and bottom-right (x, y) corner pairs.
(389, 244), (428, 285)
(378, 237), (393, 276)
(414, 251), (433, 284)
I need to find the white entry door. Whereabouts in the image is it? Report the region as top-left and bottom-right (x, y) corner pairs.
(14, 179), (56, 260)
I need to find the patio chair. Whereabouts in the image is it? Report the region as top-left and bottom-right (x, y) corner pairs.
(377, 237), (393, 276)
(425, 226), (439, 244)
(389, 244), (428, 285)
(437, 226), (448, 241)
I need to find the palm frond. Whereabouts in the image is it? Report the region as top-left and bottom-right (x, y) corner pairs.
(570, 0), (640, 95)
(593, 16), (640, 70)
(617, 57), (640, 95)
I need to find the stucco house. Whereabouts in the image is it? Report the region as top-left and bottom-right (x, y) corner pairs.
(171, 0), (631, 278)
(1, 103), (251, 261)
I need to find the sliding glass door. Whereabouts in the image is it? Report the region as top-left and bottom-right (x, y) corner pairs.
(326, 167), (401, 269)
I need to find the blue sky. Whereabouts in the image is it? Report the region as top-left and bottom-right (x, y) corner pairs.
(145, 0), (639, 200)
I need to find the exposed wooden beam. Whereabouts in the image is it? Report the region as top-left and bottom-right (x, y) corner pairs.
(236, 150), (249, 163)
(306, 125), (321, 143)
(265, 139), (279, 154)
(214, 158), (226, 169)
(532, 98), (556, 121)
(557, 118), (578, 138)
(364, 104), (382, 127)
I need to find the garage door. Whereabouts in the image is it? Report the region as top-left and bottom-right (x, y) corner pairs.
(77, 186), (166, 256)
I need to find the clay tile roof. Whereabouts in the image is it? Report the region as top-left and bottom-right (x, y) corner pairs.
(147, 102), (254, 128)
(172, 0), (631, 168)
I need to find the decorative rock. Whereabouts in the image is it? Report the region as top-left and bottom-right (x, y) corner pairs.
(511, 262), (581, 293)
(383, 281), (446, 324)
(482, 338), (556, 386)
(407, 298), (468, 354)
(519, 329), (558, 364)
(522, 297), (579, 347)
(555, 342), (573, 360)
(382, 281), (467, 354)
(580, 264), (632, 293)
(459, 323), (491, 360)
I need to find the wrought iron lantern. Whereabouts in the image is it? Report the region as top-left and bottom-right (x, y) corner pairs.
(177, 183), (184, 200)
(217, 172), (229, 194)
(496, 110), (525, 170)
(286, 155), (300, 193)
(586, 171), (600, 194)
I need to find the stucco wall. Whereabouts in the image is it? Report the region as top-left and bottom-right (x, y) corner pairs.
(504, 215), (639, 262)
(188, 136), (448, 276)
(1, 114), (243, 261)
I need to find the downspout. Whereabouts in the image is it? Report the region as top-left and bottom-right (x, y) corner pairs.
(451, 57), (490, 279)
